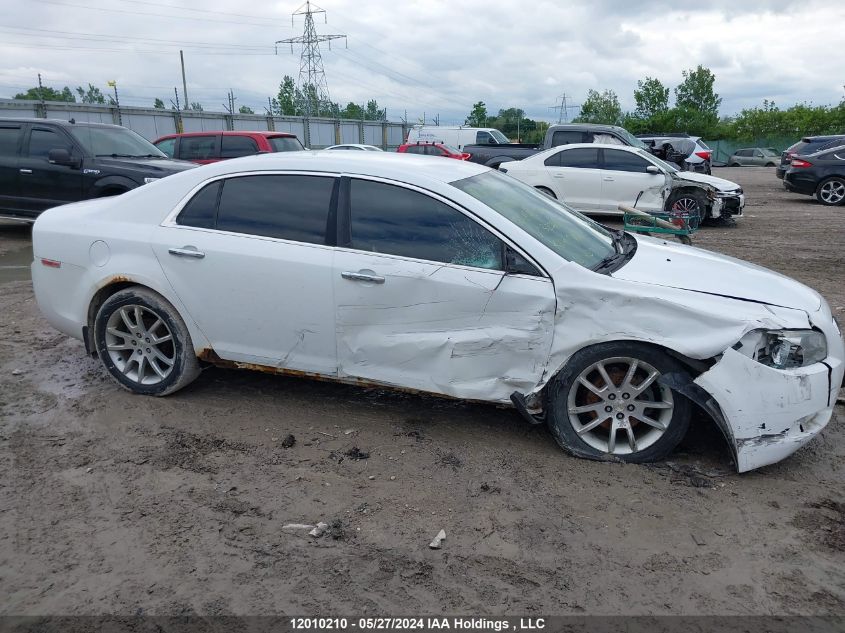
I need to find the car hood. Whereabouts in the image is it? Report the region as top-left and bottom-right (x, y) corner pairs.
(671, 170), (740, 192)
(94, 156), (197, 174)
(613, 235), (822, 312)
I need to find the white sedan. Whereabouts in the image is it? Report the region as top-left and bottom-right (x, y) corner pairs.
(31, 152), (843, 472)
(500, 143), (744, 221)
(323, 144), (383, 151)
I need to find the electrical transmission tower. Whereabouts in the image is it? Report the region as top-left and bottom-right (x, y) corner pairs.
(550, 93), (580, 123)
(276, 1), (346, 117)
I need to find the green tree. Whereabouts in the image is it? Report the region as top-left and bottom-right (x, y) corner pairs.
(276, 75), (297, 116)
(634, 77), (669, 119)
(465, 101), (488, 127)
(574, 89), (623, 125)
(189, 102), (203, 111)
(153, 98), (165, 109)
(14, 86), (75, 102)
(365, 99), (385, 121)
(675, 65), (721, 119)
(76, 83), (106, 104)
(341, 102), (363, 119)
(238, 105), (254, 114)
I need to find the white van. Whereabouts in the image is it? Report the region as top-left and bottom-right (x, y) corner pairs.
(406, 126), (510, 150)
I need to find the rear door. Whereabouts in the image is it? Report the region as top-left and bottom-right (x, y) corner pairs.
(153, 173), (338, 373)
(543, 147), (602, 211)
(0, 123), (23, 214)
(17, 125), (83, 215)
(599, 148), (664, 213)
(177, 134), (221, 164)
(332, 176), (555, 401)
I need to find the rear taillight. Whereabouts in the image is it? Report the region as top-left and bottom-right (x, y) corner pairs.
(695, 151), (711, 160)
(41, 258), (61, 268)
(790, 159), (812, 168)
(461, 153), (471, 160)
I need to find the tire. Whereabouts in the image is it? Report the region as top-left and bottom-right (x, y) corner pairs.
(815, 177), (845, 206)
(765, 162), (776, 167)
(535, 186), (557, 199)
(94, 287), (201, 396)
(546, 342), (691, 463)
(665, 189), (707, 223)
(729, 162), (740, 167)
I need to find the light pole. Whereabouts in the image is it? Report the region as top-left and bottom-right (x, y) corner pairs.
(107, 80), (121, 125)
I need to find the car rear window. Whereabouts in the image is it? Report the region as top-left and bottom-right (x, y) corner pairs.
(216, 174), (335, 244)
(268, 136), (304, 152)
(348, 179), (503, 270)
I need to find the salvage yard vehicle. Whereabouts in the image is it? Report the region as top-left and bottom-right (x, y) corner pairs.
(30, 152), (843, 473)
(406, 125), (510, 150)
(0, 118), (196, 221)
(729, 147), (780, 167)
(499, 144), (744, 223)
(153, 131), (304, 165)
(396, 141), (469, 160)
(324, 144), (383, 151)
(777, 135), (845, 179)
(636, 134), (712, 174)
(783, 144), (845, 206)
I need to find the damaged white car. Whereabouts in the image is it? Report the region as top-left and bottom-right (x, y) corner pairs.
(31, 152), (843, 472)
(500, 143), (745, 223)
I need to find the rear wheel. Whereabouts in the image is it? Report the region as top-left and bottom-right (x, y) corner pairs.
(729, 162), (740, 167)
(816, 177), (845, 206)
(94, 287), (200, 396)
(546, 342), (691, 463)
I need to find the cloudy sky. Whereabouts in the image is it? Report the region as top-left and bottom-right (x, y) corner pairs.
(1, 0), (843, 124)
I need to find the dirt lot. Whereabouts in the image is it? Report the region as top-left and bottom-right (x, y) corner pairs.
(1, 167), (843, 616)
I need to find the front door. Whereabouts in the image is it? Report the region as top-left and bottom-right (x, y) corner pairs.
(333, 176), (556, 402)
(0, 123), (23, 215)
(153, 173), (339, 374)
(17, 125), (82, 215)
(599, 148), (667, 213)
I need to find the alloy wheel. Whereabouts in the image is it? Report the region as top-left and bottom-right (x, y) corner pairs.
(819, 180), (845, 205)
(566, 357), (674, 455)
(104, 305), (175, 385)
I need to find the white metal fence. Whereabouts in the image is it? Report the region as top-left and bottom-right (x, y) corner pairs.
(0, 99), (411, 149)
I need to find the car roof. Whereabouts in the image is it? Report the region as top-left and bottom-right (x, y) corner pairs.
(184, 150), (488, 183)
(0, 117), (125, 130)
(802, 135), (845, 142)
(157, 130), (295, 139)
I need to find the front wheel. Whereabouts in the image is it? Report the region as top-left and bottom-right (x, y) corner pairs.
(94, 287), (201, 396)
(816, 177), (845, 206)
(666, 190), (707, 224)
(546, 342), (691, 463)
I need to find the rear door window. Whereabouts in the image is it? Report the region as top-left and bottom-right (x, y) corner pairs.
(268, 136), (303, 152)
(221, 135), (258, 159)
(347, 178), (503, 270)
(176, 181), (221, 229)
(557, 147), (600, 169)
(27, 128), (74, 159)
(215, 174), (335, 244)
(0, 125), (22, 157)
(179, 135), (220, 161)
(551, 130), (586, 146)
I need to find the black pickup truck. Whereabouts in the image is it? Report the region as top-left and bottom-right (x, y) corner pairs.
(463, 123), (651, 169)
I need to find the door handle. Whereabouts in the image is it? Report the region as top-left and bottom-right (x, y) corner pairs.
(168, 247), (205, 259)
(554, 173), (565, 178)
(341, 271), (385, 284)
(19, 169), (32, 174)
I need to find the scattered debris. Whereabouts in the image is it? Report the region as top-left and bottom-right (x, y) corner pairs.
(316, 431), (336, 438)
(344, 447), (370, 460)
(282, 523), (314, 530)
(343, 429), (355, 435)
(368, 475), (375, 480)
(309, 522), (328, 538)
(691, 532), (707, 546)
(480, 482), (501, 494)
(390, 475), (396, 481)
(429, 529), (446, 549)
(280, 434), (296, 449)
(328, 519), (345, 540)
(11, 369), (25, 376)
(437, 450), (463, 470)
(85, 467), (93, 474)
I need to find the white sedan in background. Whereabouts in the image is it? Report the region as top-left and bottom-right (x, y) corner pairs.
(323, 144), (384, 151)
(500, 144), (744, 222)
(30, 152), (842, 472)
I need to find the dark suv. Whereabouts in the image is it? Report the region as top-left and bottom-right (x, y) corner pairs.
(0, 118), (196, 221)
(777, 135), (845, 179)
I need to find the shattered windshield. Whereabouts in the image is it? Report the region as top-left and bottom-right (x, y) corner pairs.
(451, 170), (615, 270)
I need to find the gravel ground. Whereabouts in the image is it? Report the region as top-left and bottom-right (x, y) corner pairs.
(0, 167), (843, 616)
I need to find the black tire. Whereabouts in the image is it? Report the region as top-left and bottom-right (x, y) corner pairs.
(546, 342), (691, 464)
(815, 176), (845, 206)
(535, 186), (557, 199)
(665, 189), (707, 224)
(729, 162), (740, 167)
(765, 162), (776, 167)
(94, 287), (201, 396)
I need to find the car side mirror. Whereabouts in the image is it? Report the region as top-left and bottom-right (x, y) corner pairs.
(505, 246), (541, 276)
(646, 165), (661, 174)
(48, 148), (80, 168)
